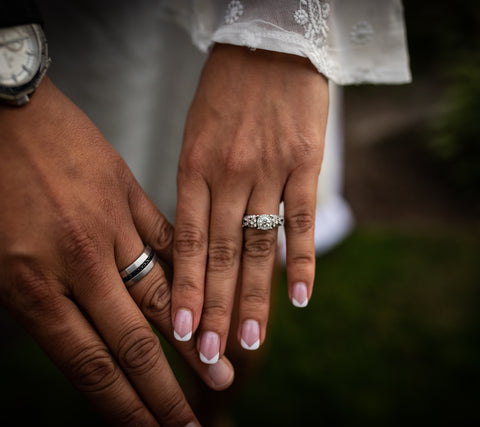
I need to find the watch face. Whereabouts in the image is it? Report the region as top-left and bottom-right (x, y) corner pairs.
(0, 25), (42, 87)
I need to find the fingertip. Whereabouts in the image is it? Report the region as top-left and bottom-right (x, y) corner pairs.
(198, 331), (220, 364)
(206, 357), (235, 390)
(173, 308), (193, 342)
(171, 281), (204, 337)
(290, 281), (309, 308)
(239, 319), (261, 351)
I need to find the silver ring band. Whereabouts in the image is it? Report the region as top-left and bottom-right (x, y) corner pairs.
(242, 214), (284, 231)
(120, 245), (157, 288)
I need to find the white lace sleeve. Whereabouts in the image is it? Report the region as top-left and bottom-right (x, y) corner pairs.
(161, 0), (411, 85)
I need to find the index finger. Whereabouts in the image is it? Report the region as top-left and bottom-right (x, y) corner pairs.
(171, 171), (210, 342)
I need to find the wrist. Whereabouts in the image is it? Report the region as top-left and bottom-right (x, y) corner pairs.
(0, 76), (76, 157)
(0, 75), (55, 116)
(199, 43), (328, 110)
(211, 43), (321, 75)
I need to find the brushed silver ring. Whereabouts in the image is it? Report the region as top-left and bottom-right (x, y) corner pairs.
(120, 245), (157, 288)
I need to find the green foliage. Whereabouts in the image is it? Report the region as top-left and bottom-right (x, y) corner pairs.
(403, 1), (480, 75)
(427, 56), (480, 200)
(401, 1), (480, 202)
(232, 229), (480, 426)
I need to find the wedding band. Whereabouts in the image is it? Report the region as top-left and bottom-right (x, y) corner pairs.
(120, 245), (157, 288)
(242, 214), (284, 231)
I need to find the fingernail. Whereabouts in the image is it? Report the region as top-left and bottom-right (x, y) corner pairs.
(292, 282), (309, 307)
(185, 422), (200, 427)
(174, 309), (193, 342)
(199, 331), (220, 364)
(207, 358), (234, 388)
(240, 319), (260, 350)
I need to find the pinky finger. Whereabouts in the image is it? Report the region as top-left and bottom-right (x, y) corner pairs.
(283, 170), (319, 308)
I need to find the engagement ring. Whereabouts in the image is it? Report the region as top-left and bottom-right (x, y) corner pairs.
(242, 214), (284, 231)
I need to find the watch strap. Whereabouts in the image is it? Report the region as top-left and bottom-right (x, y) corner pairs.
(0, 0), (43, 29)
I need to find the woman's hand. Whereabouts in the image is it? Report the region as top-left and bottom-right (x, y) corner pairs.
(0, 77), (233, 426)
(172, 44), (329, 363)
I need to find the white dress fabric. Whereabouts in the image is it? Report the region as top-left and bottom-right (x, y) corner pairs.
(38, 0), (411, 256)
(162, 0), (411, 85)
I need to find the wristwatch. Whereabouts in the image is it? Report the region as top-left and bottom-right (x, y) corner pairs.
(0, 23), (50, 106)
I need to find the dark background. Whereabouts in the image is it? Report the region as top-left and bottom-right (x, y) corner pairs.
(1, 1), (479, 426)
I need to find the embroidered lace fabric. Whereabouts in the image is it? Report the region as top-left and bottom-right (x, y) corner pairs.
(160, 0), (411, 85)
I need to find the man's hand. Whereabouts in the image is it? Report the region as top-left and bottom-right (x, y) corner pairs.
(172, 44), (329, 363)
(0, 77), (233, 426)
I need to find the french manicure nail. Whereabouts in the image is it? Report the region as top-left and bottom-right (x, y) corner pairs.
(174, 309), (193, 341)
(208, 358), (234, 388)
(199, 331), (220, 364)
(240, 319), (260, 350)
(292, 282), (309, 307)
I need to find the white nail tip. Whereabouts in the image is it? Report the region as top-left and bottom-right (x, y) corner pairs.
(292, 298), (308, 308)
(199, 352), (219, 364)
(174, 330), (192, 342)
(241, 338), (260, 351)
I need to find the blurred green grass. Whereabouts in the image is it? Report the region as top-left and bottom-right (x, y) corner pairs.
(1, 227), (479, 426)
(232, 228), (480, 426)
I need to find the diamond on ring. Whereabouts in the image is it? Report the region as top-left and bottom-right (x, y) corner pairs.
(242, 214), (284, 231)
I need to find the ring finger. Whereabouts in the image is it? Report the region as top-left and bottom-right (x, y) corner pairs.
(72, 251), (199, 426)
(237, 184), (283, 351)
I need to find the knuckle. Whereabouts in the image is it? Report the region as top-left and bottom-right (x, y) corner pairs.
(139, 277), (171, 323)
(8, 256), (60, 315)
(174, 277), (203, 300)
(179, 145), (207, 177)
(174, 226), (207, 257)
(59, 221), (102, 277)
(208, 239), (237, 272)
(111, 153), (131, 182)
(117, 325), (161, 375)
(177, 143), (211, 184)
(69, 343), (119, 393)
(222, 151), (250, 177)
(160, 390), (190, 425)
(116, 403), (155, 427)
(243, 235), (276, 261)
(204, 298), (230, 320)
(293, 134), (323, 163)
(291, 253), (315, 266)
(243, 287), (270, 308)
(152, 216), (174, 253)
(10, 257), (45, 299)
(287, 212), (315, 234)
(219, 144), (258, 182)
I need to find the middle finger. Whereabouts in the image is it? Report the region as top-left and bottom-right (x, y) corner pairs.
(196, 187), (248, 364)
